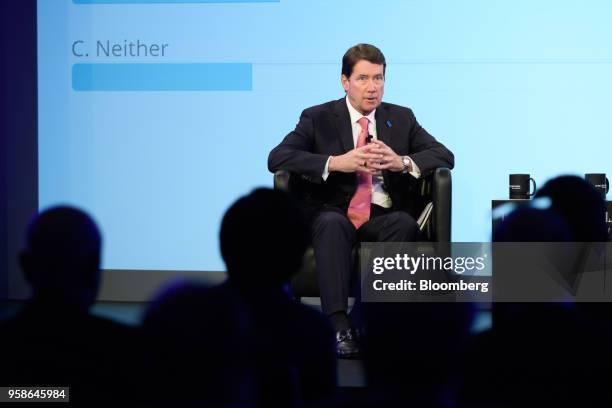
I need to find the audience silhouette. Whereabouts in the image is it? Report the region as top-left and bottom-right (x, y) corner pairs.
(142, 188), (336, 407)
(535, 175), (608, 242)
(3, 178), (612, 407)
(461, 177), (612, 408)
(0, 206), (139, 405)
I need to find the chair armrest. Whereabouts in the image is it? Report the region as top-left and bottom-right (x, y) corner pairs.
(416, 168), (452, 241)
(432, 168), (452, 242)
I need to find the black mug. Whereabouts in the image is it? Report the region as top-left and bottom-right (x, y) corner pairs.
(585, 173), (609, 198)
(509, 174), (536, 199)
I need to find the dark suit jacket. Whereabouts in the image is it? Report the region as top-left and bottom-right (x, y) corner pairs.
(268, 98), (454, 216)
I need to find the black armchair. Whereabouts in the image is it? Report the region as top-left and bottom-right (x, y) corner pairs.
(274, 168), (452, 298)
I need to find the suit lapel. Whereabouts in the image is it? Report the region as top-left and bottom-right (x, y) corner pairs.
(332, 98), (355, 153)
(375, 104), (391, 145)
(375, 104), (394, 188)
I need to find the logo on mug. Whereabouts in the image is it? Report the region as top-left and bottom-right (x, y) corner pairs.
(585, 173), (609, 198)
(509, 174), (536, 199)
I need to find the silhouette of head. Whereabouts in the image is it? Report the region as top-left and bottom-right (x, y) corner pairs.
(220, 188), (309, 289)
(494, 207), (572, 242)
(20, 206), (102, 309)
(535, 175), (607, 242)
(493, 206), (578, 327)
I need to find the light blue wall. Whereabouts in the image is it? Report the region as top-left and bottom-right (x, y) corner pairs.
(38, 0), (612, 271)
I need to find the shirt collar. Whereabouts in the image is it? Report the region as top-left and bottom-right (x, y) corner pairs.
(345, 95), (376, 125)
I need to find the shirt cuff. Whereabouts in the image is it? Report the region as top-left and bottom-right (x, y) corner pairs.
(322, 156), (332, 181)
(402, 156), (421, 179)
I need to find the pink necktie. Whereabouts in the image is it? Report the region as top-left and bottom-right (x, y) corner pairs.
(347, 117), (372, 229)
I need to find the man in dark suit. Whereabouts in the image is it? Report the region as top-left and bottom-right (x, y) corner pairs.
(268, 43), (454, 357)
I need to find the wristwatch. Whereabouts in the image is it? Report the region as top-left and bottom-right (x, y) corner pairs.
(402, 156), (412, 172)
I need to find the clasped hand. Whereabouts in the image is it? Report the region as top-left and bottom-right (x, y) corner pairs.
(328, 140), (404, 173)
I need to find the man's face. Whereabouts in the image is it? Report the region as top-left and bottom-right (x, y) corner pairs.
(342, 59), (385, 115)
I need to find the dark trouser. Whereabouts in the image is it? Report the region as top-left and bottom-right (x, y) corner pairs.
(310, 205), (419, 315)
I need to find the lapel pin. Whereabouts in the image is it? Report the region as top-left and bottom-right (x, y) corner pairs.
(386, 120), (393, 128)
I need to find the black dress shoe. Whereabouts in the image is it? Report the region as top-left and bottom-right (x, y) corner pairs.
(336, 328), (360, 358)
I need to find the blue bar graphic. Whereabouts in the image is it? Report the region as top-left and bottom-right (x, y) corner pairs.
(74, 0), (278, 3)
(72, 63), (252, 91)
